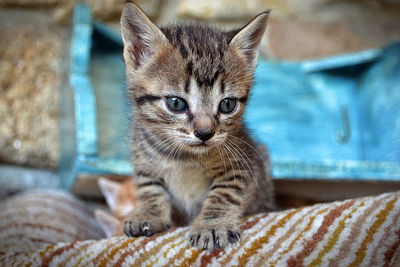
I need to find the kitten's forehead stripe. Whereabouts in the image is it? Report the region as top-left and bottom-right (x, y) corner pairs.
(186, 61), (193, 76)
(175, 27), (188, 59)
(161, 24), (230, 91)
(197, 68), (222, 89)
(184, 79), (190, 94)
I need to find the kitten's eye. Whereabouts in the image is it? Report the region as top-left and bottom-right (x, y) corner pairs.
(219, 98), (237, 113)
(166, 97), (188, 112)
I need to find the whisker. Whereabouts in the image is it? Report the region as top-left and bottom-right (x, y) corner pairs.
(141, 136), (176, 168)
(216, 146), (228, 175)
(132, 132), (171, 149)
(152, 137), (179, 178)
(222, 143), (244, 181)
(226, 139), (257, 178)
(152, 138), (179, 179)
(227, 134), (266, 162)
(221, 143), (237, 180)
(225, 139), (258, 188)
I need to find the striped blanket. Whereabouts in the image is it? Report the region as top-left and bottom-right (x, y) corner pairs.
(1, 190), (399, 266)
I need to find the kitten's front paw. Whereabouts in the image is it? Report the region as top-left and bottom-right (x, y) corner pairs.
(123, 214), (171, 237)
(189, 226), (241, 250)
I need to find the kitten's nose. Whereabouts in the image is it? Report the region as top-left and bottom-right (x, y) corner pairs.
(194, 129), (215, 142)
(193, 115), (215, 142)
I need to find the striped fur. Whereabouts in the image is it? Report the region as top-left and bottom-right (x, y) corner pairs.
(120, 2), (275, 250)
(1, 190), (400, 266)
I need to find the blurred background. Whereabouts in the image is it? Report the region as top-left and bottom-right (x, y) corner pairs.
(1, 0), (400, 205)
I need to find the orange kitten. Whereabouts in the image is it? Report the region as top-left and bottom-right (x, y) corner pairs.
(95, 178), (137, 237)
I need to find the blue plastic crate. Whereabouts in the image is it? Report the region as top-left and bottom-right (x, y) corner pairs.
(61, 4), (400, 190)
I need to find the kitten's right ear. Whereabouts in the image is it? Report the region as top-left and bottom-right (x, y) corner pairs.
(98, 177), (120, 213)
(121, 2), (167, 69)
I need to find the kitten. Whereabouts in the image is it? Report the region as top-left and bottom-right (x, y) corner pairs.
(95, 178), (137, 237)
(120, 2), (275, 250)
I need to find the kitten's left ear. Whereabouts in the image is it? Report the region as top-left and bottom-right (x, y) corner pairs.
(120, 2), (168, 69)
(98, 177), (120, 213)
(230, 11), (270, 69)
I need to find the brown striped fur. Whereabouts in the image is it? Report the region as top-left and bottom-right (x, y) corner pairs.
(120, 2), (275, 250)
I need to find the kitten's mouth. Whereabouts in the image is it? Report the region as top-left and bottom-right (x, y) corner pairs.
(188, 143), (211, 154)
(190, 143), (208, 147)
(188, 141), (214, 150)
(188, 138), (223, 149)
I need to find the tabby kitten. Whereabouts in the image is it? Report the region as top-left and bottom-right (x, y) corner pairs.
(121, 2), (275, 250)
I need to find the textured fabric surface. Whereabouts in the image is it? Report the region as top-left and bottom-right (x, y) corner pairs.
(1, 190), (400, 266)
(0, 190), (104, 255)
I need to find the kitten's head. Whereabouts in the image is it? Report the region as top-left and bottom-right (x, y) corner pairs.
(95, 177), (137, 237)
(121, 2), (269, 155)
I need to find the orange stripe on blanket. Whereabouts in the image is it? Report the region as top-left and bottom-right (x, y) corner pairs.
(100, 238), (138, 267)
(240, 213), (268, 232)
(329, 195), (389, 266)
(39, 244), (55, 261)
(219, 213), (274, 266)
(114, 230), (168, 266)
(177, 248), (202, 267)
(42, 241), (77, 267)
(200, 247), (224, 266)
(70, 241), (94, 267)
(308, 201), (365, 266)
(25, 244), (56, 267)
(136, 230), (186, 266)
(92, 238), (124, 266)
(287, 199), (356, 267)
(253, 208), (310, 267)
(267, 206), (329, 267)
(235, 208), (301, 266)
(115, 238), (154, 266)
(349, 197), (397, 267)
(163, 239), (187, 266)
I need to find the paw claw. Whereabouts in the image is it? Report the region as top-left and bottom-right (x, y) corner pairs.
(214, 237), (220, 250)
(227, 230), (240, 244)
(211, 229), (216, 240)
(122, 213), (171, 237)
(190, 236), (195, 247)
(189, 226), (241, 250)
(203, 238), (210, 250)
(141, 222), (152, 236)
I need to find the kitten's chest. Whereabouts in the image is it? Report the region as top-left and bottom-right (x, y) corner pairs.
(164, 163), (211, 219)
